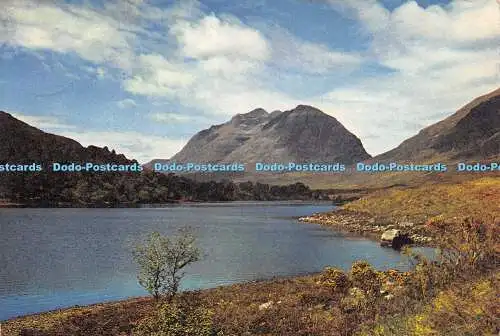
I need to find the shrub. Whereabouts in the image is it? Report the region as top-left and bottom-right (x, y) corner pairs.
(317, 267), (350, 292)
(349, 261), (383, 295)
(132, 228), (201, 301)
(404, 218), (500, 300)
(133, 302), (222, 336)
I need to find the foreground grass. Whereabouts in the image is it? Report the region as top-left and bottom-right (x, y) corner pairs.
(0, 268), (417, 336)
(357, 272), (499, 336)
(4, 267), (498, 335)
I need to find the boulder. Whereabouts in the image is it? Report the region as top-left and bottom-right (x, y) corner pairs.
(380, 229), (412, 249)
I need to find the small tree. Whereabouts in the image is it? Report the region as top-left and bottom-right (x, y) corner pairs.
(132, 228), (201, 301)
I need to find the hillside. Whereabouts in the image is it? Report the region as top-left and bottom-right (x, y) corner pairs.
(376, 87), (500, 162)
(0, 111), (132, 165)
(148, 105), (371, 168)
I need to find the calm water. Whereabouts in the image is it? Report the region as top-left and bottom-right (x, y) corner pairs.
(1, 202), (415, 320)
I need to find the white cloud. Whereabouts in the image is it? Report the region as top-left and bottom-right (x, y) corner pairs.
(313, 0), (499, 155)
(121, 9), (356, 116)
(1, 0), (361, 120)
(197, 56), (261, 78)
(11, 113), (77, 130)
(123, 53), (195, 97)
(116, 98), (138, 109)
(0, 0), (136, 70)
(149, 112), (196, 123)
(170, 14), (270, 61)
(265, 26), (362, 74)
(1, 0), (498, 158)
(58, 130), (186, 163)
(388, 0), (499, 44)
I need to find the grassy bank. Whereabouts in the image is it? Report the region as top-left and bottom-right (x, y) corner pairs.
(300, 177), (499, 245)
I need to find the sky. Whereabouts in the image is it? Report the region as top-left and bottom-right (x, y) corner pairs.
(0, 0), (498, 163)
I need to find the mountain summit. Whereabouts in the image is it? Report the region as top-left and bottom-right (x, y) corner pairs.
(157, 105), (371, 165)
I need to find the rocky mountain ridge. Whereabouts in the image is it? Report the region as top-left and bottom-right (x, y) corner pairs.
(148, 105), (372, 168)
(375, 88), (500, 162)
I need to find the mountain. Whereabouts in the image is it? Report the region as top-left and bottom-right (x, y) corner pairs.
(211, 88), (499, 189)
(149, 105), (371, 167)
(0, 111), (132, 164)
(0, 111), (328, 204)
(376, 88), (500, 162)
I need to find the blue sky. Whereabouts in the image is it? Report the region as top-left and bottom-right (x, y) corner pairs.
(0, 0), (498, 163)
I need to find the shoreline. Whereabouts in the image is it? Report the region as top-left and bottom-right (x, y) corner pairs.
(1, 271), (320, 323)
(0, 200), (23, 207)
(298, 208), (434, 246)
(1, 224), (422, 324)
(1, 201), (433, 326)
(0, 199), (333, 208)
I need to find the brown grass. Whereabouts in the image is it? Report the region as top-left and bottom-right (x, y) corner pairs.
(344, 176), (500, 224)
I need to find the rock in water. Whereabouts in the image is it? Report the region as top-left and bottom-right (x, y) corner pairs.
(380, 229), (412, 249)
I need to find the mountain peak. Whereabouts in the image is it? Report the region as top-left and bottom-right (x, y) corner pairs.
(0, 111), (13, 119)
(246, 107), (268, 116)
(169, 104), (371, 164)
(232, 108), (268, 119)
(293, 104), (322, 112)
(231, 108), (269, 126)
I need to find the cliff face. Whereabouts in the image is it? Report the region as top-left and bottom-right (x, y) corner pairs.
(376, 88), (500, 162)
(149, 105), (371, 167)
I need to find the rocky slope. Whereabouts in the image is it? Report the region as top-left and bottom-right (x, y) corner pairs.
(0, 111), (132, 165)
(376, 87), (500, 162)
(148, 105), (371, 167)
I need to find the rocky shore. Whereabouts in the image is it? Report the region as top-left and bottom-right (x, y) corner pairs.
(298, 209), (433, 247)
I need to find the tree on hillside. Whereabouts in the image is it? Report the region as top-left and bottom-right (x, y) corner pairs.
(132, 228), (201, 301)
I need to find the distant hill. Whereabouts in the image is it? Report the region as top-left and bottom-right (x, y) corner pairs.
(375, 88), (500, 162)
(0, 111), (132, 165)
(147, 105), (371, 168)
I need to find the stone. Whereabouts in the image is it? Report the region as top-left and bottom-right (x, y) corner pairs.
(258, 301), (274, 310)
(399, 221), (415, 228)
(380, 229), (413, 249)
